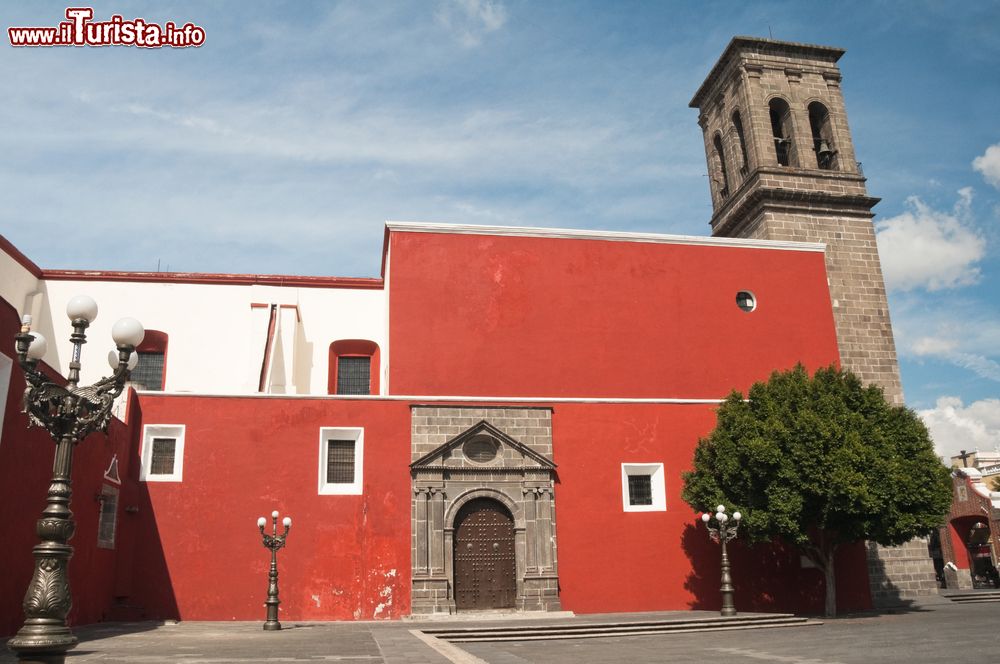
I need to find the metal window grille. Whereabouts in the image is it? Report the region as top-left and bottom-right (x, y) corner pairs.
(97, 487), (118, 548)
(150, 437), (176, 475)
(327, 440), (355, 484)
(463, 436), (498, 463)
(131, 351), (165, 390)
(336, 356), (370, 395)
(628, 475), (653, 506)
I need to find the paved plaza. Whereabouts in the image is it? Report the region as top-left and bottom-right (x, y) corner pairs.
(2, 601), (996, 663)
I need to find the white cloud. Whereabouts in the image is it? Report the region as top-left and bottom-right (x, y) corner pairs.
(893, 296), (1000, 383)
(947, 354), (1000, 383)
(918, 397), (1000, 460)
(875, 189), (984, 292)
(436, 0), (508, 47)
(911, 336), (957, 356)
(973, 143), (1000, 189)
(911, 339), (1000, 383)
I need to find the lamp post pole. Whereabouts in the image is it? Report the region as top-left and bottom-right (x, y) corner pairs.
(7, 297), (143, 664)
(701, 504), (742, 617)
(257, 511), (292, 631)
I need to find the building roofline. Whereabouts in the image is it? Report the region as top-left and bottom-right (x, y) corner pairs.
(0, 235), (383, 289)
(40, 269), (384, 289)
(0, 234), (43, 278)
(385, 220), (825, 253)
(689, 36), (845, 108)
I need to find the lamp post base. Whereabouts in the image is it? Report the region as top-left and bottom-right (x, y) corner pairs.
(262, 621), (282, 631)
(7, 626), (78, 664)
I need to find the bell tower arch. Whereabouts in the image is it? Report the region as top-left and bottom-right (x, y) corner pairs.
(690, 37), (902, 405)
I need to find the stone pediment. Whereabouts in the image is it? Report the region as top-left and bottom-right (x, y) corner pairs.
(410, 420), (556, 471)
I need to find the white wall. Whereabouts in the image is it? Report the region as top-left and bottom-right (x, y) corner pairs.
(0, 244), (43, 331)
(39, 279), (386, 395)
(0, 247), (40, 316)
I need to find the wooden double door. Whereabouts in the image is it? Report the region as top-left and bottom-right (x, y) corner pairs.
(454, 499), (516, 610)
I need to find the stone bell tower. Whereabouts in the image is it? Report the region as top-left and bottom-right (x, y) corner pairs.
(691, 37), (937, 607)
(689, 37), (902, 405)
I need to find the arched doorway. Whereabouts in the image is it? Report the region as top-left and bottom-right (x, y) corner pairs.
(965, 522), (999, 589)
(409, 414), (561, 615)
(453, 498), (516, 610)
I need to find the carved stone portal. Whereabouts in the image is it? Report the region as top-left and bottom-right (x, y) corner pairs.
(410, 407), (560, 614)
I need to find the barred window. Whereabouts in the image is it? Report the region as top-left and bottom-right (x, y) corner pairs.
(150, 437), (177, 475)
(319, 427), (363, 495)
(336, 357), (370, 395)
(627, 475), (653, 506)
(97, 486), (119, 548)
(131, 351), (165, 390)
(326, 440), (356, 484)
(141, 424), (185, 482)
(621, 463), (666, 512)
(463, 435), (499, 463)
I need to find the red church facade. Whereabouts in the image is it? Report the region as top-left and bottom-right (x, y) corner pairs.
(0, 222), (872, 637)
(3, 36), (910, 637)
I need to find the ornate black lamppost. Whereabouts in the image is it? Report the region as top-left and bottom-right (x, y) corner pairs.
(257, 510), (292, 631)
(701, 504), (742, 617)
(8, 296), (143, 663)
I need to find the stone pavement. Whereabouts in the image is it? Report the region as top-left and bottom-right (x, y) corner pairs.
(2, 602), (997, 663)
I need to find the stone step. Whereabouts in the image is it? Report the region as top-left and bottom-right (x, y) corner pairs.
(948, 592), (1000, 604)
(422, 614), (819, 642)
(944, 592), (1000, 603)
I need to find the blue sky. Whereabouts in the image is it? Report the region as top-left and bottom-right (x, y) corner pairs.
(2, 1), (999, 458)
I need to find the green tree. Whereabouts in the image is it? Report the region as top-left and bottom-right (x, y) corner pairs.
(682, 365), (952, 617)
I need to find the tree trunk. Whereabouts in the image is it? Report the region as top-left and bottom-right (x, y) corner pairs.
(804, 542), (838, 617)
(822, 555), (837, 618)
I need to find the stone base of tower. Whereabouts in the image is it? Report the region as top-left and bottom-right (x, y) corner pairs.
(865, 538), (941, 607)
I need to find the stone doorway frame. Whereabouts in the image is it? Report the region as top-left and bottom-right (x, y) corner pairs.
(409, 408), (561, 615)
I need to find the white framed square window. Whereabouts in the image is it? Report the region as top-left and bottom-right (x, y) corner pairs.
(621, 463), (666, 512)
(140, 424), (185, 482)
(319, 427), (364, 495)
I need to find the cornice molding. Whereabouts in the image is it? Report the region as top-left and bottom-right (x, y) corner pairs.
(386, 220), (825, 253)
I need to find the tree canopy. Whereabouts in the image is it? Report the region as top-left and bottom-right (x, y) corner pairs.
(682, 365), (952, 616)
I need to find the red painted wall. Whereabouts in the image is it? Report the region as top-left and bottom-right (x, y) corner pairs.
(124, 395), (869, 623)
(388, 231), (840, 397)
(127, 395), (413, 621)
(0, 229), (863, 631)
(550, 402), (870, 615)
(0, 299), (136, 637)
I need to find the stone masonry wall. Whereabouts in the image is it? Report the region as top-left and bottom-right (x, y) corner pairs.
(866, 538), (939, 604)
(411, 406), (552, 461)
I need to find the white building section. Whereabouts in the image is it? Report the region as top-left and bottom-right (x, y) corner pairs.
(0, 238), (387, 396)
